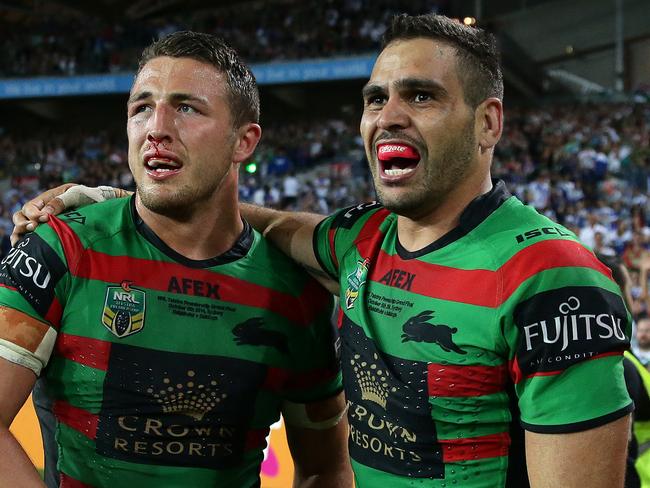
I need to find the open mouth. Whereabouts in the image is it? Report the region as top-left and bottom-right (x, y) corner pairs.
(377, 143), (421, 178)
(144, 157), (182, 178)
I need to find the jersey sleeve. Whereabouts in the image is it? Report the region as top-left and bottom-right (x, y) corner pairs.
(502, 241), (633, 433)
(0, 224), (71, 375)
(312, 202), (384, 281)
(282, 279), (342, 404)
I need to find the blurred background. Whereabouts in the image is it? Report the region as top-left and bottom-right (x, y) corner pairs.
(1, 0), (650, 486)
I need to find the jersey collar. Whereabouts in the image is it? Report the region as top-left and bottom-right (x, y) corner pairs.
(396, 179), (511, 259)
(130, 195), (254, 268)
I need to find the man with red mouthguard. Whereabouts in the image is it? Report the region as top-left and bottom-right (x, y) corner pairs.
(14, 13), (632, 488)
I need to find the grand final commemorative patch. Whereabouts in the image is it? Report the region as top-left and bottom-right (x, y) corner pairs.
(345, 258), (370, 310)
(102, 280), (146, 338)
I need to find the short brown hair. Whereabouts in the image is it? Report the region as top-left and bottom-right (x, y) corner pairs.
(138, 31), (260, 127)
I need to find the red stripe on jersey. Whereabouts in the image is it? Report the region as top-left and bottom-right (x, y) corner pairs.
(500, 240), (612, 301)
(336, 307), (344, 330)
(55, 333), (111, 371)
(60, 473), (94, 488)
(0, 283), (17, 292)
(298, 278), (334, 322)
(74, 250), (315, 327)
(427, 363), (507, 397)
(44, 296), (63, 329)
(508, 358), (523, 385)
(512, 350), (624, 384)
(368, 240), (609, 307)
(590, 350), (624, 360)
(48, 216), (85, 273)
(440, 431), (510, 462)
(262, 367), (290, 392)
(53, 400), (98, 439)
(369, 250), (497, 306)
(245, 428), (269, 451)
(353, 209), (391, 259)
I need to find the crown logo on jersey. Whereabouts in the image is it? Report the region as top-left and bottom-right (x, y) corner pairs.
(345, 258), (370, 310)
(350, 353), (396, 409)
(102, 281), (146, 338)
(148, 370), (227, 421)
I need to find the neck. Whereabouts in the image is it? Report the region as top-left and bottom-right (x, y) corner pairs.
(135, 183), (243, 261)
(397, 173), (493, 252)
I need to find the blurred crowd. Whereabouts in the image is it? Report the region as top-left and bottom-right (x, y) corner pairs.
(3, 100), (650, 359)
(0, 0), (439, 78)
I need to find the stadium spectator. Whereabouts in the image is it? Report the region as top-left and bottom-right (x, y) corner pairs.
(624, 232), (649, 272)
(281, 171), (300, 209)
(0, 0), (443, 78)
(633, 315), (650, 368)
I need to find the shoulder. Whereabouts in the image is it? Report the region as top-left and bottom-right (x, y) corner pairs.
(477, 197), (590, 268)
(247, 229), (319, 292)
(326, 202), (392, 233)
(50, 197), (132, 247)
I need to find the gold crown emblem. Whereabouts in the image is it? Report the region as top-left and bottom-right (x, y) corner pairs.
(350, 353), (396, 409)
(148, 370), (227, 421)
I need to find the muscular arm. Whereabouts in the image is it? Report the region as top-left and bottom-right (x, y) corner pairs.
(0, 357), (45, 487)
(240, 204), (339, 294)
(525, 415), (630, 488)
(284, 392), (352, 488)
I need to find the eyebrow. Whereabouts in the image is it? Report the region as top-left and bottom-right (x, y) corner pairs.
(361, 84), (385, 100)
(362, 77), (449, 100)
(127, 91), (209, 106)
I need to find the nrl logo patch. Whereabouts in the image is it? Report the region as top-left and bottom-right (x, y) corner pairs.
(102, 280), (146, 338)
(345, 258), (370, 310)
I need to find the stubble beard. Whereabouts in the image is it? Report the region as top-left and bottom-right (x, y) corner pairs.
(373, 121), (477, 219)
(136, 163), (232, 221)
(137, 179), (224, 220)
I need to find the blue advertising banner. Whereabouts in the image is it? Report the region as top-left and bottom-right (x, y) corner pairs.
(0, 55), (376, 99)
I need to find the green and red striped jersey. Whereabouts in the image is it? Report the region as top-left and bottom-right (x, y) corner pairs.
(313, 180), (632, 488)
(0, 196), (341, 488)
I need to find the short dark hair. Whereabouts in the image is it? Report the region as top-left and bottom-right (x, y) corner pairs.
(382, 14), (503, 108)
(138, 31), (260, 127)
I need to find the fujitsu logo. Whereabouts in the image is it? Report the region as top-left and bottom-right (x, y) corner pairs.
(523, 296), (626, 352)
(1, 238), (51, 289)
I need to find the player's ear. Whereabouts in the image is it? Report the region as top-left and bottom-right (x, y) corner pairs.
(232, 123), (261, 165)
(475, 98), (503, 153)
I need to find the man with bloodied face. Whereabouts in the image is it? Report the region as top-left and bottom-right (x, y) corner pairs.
(0, 32), (351, 487)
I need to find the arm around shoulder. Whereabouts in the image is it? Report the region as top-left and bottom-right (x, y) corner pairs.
(240, 203), (339, 293)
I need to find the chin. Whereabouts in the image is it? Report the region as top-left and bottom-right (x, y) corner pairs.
(378, 190), (443, 219)
(138, 186), (193, 215)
